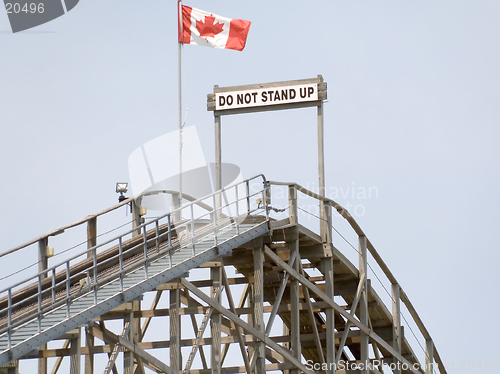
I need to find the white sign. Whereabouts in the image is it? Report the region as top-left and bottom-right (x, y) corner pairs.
(215, 83), (318, 111)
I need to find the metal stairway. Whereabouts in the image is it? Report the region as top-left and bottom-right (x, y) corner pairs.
(0, 175), (270, 367)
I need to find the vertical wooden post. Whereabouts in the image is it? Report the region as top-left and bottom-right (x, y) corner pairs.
(124, 310), (134, 374)
(289, 228), (300, 374)
(132, 299), (142, 344)
(287, 186), (300, 374)
(392, 283), (402, 374)
(288, 185), (298, 225)
(323, 256), (335, 374)
(425, 339), (434, 374)
(172, 193), (182, 223)
(38, 238), (48, 277)
(253, 240), (265, 374)
(211, 266), (222, 374)
(322, 200), (335, 373)
(133, 299), (143, 372)
(247, 286), (255, 363)
(86, 217), (96, 374)
(85, 328), (94, 374)
(87, 217), (97, 255)
(132, 201), (141, 237)
(70, 328), (81, 374)
(282, 324), (290, 374)
(170, 282), (181, 373)
(38, 238), (48, 374)
(359, 235), (369, 374)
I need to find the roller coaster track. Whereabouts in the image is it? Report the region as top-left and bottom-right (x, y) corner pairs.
(0, 175), (446, 374)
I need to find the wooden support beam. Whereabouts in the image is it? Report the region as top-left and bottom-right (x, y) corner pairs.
(70, 328), (81, 374)
(288, 228), (301, 374)
(124, 312), (134, 374)
(335, 272), (366, 364)
(211, 266), (222, 374)
(170, 281), (181, 373)
(85, 217), (97, 374)
(188, 362), (295, 374)
(221, 269), (250, 374)
(184, 286), (223, 374)
(100, 299), (342, 321)
(265, 250), (297, 336)
(30, 329), (379, 359)
(87, 217), (97, 255)
(131, 200), (142, 237)
(262, 245), (421, 374)
(50, 339), (70, 374)
(85, 328), (94, 374)
(392, 283), (402, 374)
(359, 235), (369, 374)
(183, 288), (209, 371)
(322, 256), (335, 374)
(38, 238), (48, 374)
(99, 321), (119, 374)
(181, 279), (315, 374)
(103, 323), (129, 374)
(299, 259), (325, 365)
(91, 323), (174, 374)
(132, 299), (145, 374)
(425, 339), (434, 374)
(141, 290), (163, 338)
(253, 241), (265, 374)
(288, 185), (298, 224)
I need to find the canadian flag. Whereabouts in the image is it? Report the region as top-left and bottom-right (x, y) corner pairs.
(178, 3), (251, 51)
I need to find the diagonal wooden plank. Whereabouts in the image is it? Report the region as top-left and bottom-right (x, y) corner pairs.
(103, 322), (130, 374)
(91, 323), (174, 374)
(141, 290), (163, 337)
(221, 267), (251, 373)
(181, 278), (315, 374)
(50, 339), (70, 374)
(298, 258), (325, 365)
(184, 286), (224, 374)
(335, 271), (367, 364)
(262, 245), (421, 374)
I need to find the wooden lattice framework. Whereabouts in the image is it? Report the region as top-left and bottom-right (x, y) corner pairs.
(0, 182), (446, 374)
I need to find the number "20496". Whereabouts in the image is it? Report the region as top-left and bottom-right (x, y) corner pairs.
(5, 3), (45, 14)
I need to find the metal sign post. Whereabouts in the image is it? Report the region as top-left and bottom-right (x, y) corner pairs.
(207, 75), (327, 218)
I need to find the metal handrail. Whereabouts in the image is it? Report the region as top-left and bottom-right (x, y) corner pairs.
(0, 174), (266, 259)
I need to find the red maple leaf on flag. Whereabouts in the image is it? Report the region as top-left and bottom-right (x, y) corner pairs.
(196, 15), (224, 38)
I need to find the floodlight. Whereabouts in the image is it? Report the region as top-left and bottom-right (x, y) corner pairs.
(116, 182), (129, 203)
(116, 183), (128, 193)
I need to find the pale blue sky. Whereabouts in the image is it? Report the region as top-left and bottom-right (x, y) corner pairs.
(1, 0), (499, 372)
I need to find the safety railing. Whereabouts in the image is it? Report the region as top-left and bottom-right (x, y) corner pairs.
(266, 181), (447, 374)
(0, 174), (268, 349)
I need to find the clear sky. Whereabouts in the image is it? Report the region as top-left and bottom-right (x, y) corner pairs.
(1, 0), (499, 372)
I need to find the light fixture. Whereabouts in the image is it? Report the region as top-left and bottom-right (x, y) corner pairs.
(116, 182), (128, 203)
(116, 183), (128, 193)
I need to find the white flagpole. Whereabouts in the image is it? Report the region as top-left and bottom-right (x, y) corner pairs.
(178, 0), (183, 211)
